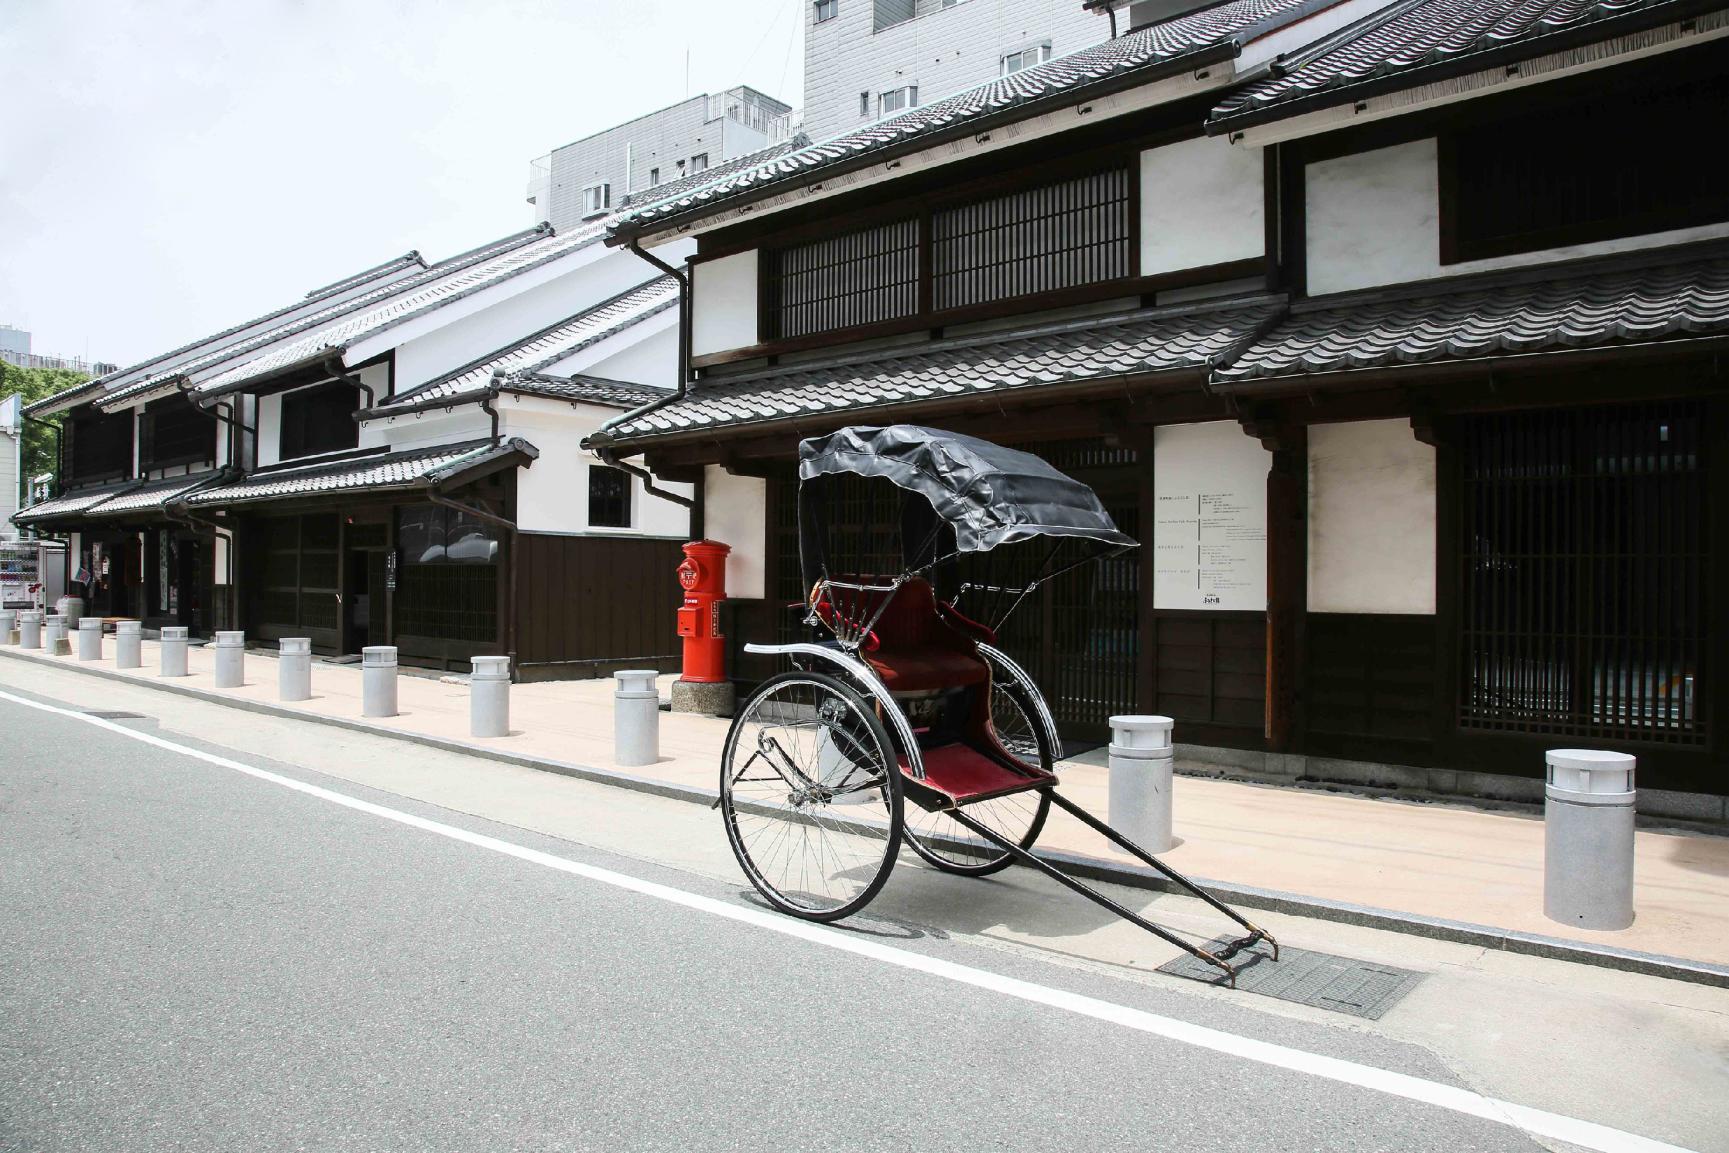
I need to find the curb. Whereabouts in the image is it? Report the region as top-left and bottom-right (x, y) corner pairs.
(4, 645), (1727, 990)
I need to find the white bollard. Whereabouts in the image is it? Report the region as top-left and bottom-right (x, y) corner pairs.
(56, 596), (83, 628)
(1107, 714), (1176, 854)
(18, 611), (43, 650)
(160, 626), (190, 677)
(212, 630), (246, 688)
(278, 638), (312, 702)
(45, 614), (71, 656)
(470, 655), (511, 738)
(1544, 749), (1637, 931)
(76, 617), (103, 661)
(362, 646), (398, 718)
(614, 669), (660, 766)
(0, 608), (16, 645)
(115, 620), (142, 669)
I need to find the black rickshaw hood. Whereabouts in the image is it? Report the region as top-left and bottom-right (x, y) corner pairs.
(798, 425), (1138, 555)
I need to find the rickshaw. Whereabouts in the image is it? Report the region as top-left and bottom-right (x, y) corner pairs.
(720, 425), (1276, 985)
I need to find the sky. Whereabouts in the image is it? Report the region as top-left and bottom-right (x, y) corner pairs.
(0, 0), (807, 368)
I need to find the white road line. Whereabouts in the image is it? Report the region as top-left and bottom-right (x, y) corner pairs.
(0, 686), (1695, 1153)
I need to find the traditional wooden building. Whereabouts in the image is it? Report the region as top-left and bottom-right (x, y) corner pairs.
(589, 0), (1729, 810)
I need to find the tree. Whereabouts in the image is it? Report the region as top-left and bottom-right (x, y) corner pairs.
(0, 362), (88, 496)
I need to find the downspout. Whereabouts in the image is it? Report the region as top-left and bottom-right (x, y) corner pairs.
(625, 239), (690, 402)
(427, 488), (519, 674)
(614, 240), (699, 511)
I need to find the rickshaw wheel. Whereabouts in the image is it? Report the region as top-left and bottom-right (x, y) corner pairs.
(720, 671), (904, 922)
(902, 681), (1053, 877)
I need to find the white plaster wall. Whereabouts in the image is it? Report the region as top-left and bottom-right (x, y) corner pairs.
(1307, 138), (1729, 295)
(255, 393), (284, 468)
(1140, 136), (1264, 276)
(539, 307), (678, 383)
(1306, 419), (1435, 615)
(692, 251), (759, 357)
(387, 252), (650, 394)
(358, 406), (491, 453)
(703, 465), (767, 599)
(501, 399), (691, 536)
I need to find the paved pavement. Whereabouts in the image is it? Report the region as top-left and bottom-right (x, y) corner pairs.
(3, 640), (1726, 967)
(2, 672), (1727, 1152)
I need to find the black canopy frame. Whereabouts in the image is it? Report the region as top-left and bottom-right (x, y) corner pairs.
(795, 425), (1138, 642)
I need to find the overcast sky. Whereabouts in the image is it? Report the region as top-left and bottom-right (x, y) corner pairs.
(0, 0), (806, 368)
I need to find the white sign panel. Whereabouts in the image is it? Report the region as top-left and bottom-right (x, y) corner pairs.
(1153, 422), (1268, 611)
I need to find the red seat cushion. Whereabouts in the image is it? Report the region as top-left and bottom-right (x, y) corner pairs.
(901, 743), (1053, 804)
(858, 577), (988, 693)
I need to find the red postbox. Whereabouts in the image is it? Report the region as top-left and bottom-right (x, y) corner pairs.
(676, 539), (730, 684)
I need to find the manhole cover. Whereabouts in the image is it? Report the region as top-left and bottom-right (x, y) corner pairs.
(84, 711), (147, 721)
(1158, 938), (1422, 1020)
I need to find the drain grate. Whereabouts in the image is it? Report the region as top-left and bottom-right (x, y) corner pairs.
(1158, 938), (1422, 1019)
(84, 711), (148, 721)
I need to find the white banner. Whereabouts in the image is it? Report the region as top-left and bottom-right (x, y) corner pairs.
(1152, 421), (1268, 611)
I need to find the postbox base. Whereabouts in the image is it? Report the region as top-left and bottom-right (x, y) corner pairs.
(672, 678), (735, 717)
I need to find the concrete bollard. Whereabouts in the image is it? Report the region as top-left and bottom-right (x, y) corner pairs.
(1107, 715), (1176, 854)
(278, 638), (312, 702)
(470, 655), (511, 738)
(56, 596), (83, 628)
(76, 617), (103, 661)
(1544, 749), (1637, 931)
(0, 608), (16, 645)
(212, 631), (246, 688)
(362, 646), (398, 718)
(115, 620), (142, 669)
(614, 669), (660, 766)
(46, 614), (71, 656)
(18, 611), (43, 650)
(160, 626), (190, 677)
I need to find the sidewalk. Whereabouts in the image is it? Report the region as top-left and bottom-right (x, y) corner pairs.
(4, 638), (1727, 974)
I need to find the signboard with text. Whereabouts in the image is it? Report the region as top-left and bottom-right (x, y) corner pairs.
(1152, 421), (1269, 611)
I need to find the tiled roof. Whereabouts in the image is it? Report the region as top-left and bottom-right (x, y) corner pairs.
(88, 472), (225, 516)
(1215, 244), (1729, 383)
(97, 229), (551, 413)
(1210, 0), (1705, 130)
(184, 439), (536, 507)
(380, 277), (678, 408)
(607, 0), (1332, 238)
(196, 221), (611, 397)
(617, 138), (806, 213)
(591, 299), (1280, 446)
(23, 251), (428, 418)
(11, 480), (139, 525)
(506, 373), (670, 410)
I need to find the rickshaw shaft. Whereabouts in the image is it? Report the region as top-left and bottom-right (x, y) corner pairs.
(1047, 794), (1280, 962)
(945, 809), (1243, 986)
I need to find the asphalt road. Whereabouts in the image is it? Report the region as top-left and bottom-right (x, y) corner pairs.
(0, 689), (1645, 1152)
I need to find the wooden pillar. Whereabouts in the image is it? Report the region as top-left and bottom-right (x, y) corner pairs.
(1244, 410), (1306, 753)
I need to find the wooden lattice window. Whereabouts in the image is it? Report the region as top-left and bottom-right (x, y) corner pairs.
(142, 397), (216, 469)
(932, 164), (1131, 312)
(764, 217), (920, 339)
(1458, 402), (1709, 746)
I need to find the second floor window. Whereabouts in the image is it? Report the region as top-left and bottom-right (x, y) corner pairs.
(814, 0), (836, 22)
(648, 167), (660, 187)
(879, 85), (918, 115)
(65, 408), (133, 484)
(689, 153), (709, 174)
(588, 465), (632, 528)
(1001, 43), (1051, 75)
(141, 396), (216, 469)
(279, 382), (360, 461)
(581, 182), (611, 217)
(765, 217), (920, 339)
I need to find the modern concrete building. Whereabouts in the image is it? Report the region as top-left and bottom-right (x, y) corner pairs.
(801, 0), (1114, 140)
(527, 87), (794, 231)
(0, 324), (118, 376)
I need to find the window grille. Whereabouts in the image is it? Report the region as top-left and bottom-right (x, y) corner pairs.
(588, 465), (633, 529)
(764, 217), (920, 339)
(279, 383), (359, 461)
(932, 164), (1130, 311)
(1458, 401), (1709, 746)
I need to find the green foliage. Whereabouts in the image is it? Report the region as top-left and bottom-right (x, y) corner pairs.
(0, 362), (87, 492)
